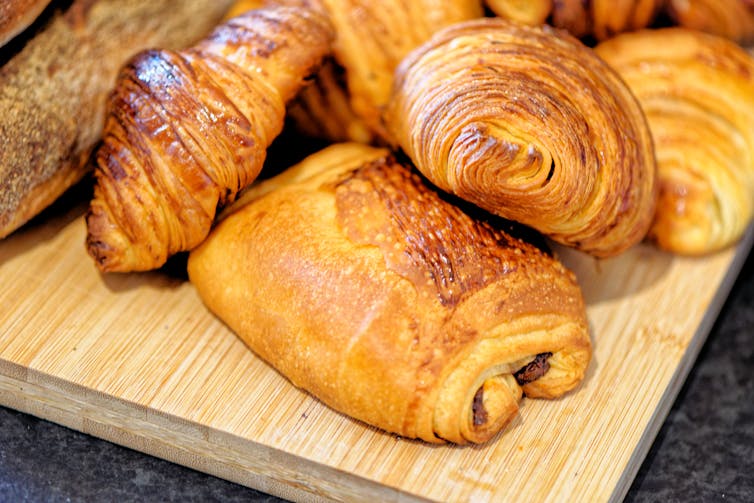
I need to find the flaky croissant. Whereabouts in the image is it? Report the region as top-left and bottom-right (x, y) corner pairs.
(384, 18), (657, 258)
(484, 0), (552, 27)
(279, 0), (484, 143)
(488, 0), (663, 41)
(85, 6), (333, 272)
(188, 143), (591, 444)
(550, 0), (664, 40)
(596, 29), (754, 255)
(666, 0), (754, 45)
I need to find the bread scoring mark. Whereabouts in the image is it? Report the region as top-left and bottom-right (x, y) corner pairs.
(334, 155), (550, 307)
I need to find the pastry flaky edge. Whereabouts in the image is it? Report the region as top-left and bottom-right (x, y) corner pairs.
(596, 28), (754, 255)
(383, 17), (658, 258)
(188, 142), (592, 445)
(85, 5), (334, 273)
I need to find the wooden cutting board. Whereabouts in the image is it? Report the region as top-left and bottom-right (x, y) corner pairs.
(1, 191), (751, 502)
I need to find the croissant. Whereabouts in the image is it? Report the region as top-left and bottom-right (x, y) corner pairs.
(487, 0), (663, 40)
(188, 142), (591, 444)
(549, 0), (663, 40)
(276, 0), (484, 143)
(384, 18), (657, 258)
(596, 29), (754, 255)
(484, 0), (552, 26)
(0, 0), (51, 47)
(85, 6), (334, 272)
(666, 0), (754, 45)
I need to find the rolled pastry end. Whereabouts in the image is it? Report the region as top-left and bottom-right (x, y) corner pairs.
(430, 321), (590, 444)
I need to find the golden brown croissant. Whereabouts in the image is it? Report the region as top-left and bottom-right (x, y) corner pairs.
(278, 0), (484, 143)
(487, 0), (663, 40)
(0, 0), (235, 240)
(552, 0), (664, 40)
(85, 5), (334, 272)
(666, 0), (754, 45)
(384, 18), (657, 258)
(484, 0), (552, 26)
(596, 29), (754, 255)
(188, 142), (591, 444)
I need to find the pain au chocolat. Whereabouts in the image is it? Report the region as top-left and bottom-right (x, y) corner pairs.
(188, 143), (591, 444)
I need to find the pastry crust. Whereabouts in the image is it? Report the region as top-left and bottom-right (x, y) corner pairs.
(487, 0), (663, 40)
(384, 18), (658, 258)
(550, 0), (663, 40)
(277, 0), (484, 143)
(666, 0), (754, 45)
(188, 143), (591, 444)
(0, 0), (51, 47)
(85, 5), (334, 272)
(0, 0), (234, 239)
(485, 0), (552, 26)
(596, 28), (754, 254)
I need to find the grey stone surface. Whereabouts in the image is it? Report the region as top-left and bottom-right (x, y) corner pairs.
(2, 249), (753, 502)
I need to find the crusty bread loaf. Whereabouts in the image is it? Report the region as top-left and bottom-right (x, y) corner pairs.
(0, 0), (234, 239)
(0, 0), (51, 48)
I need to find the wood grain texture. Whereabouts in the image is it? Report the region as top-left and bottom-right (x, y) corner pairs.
(0, 197), (750, 502)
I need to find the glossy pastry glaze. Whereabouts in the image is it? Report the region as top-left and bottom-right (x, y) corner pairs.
(85, 6), (334, 272)
(597, 28), (754, 254)
(188, 143), (591, 444)
(384, 18), (658, 258)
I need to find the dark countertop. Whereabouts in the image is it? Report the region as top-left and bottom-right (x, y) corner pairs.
(1, 249), (753, 503)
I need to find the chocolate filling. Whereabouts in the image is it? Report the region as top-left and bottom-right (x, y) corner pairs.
(472, 387), (488, 426)
(514, 352), (553, 385)
(471, 352), (553, 427)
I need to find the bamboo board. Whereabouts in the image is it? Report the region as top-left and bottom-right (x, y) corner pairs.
(0, 195), (751, 503)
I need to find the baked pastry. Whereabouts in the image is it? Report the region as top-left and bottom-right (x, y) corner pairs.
(280, 0), (484, 143)
(596, 28), (754, 255)
(0, 0), (234, 239)
(188, 143), (592, 444)
(484, 0), (551, 26)
(666, 0), (754, 45)
(550, 0), (663, 40)
(384, 18), (657, 258)
(0, 0), (51, 47)
(487, 0), (663, 40)
(85, 5), (334, 272)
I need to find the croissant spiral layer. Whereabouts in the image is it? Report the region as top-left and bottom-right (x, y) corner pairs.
(188, 143), (591, 444)
(384, 18), (657, 258)
(596, 28), (754, 254)
(85, 6), (333, 272)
